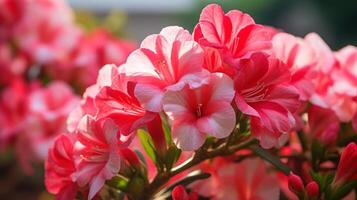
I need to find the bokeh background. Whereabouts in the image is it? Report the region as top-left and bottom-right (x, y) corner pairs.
(69, 0), (357, 49)
(1, 0), (356, 199)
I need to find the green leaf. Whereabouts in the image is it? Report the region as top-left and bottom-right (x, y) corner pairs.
(106, 175), (129, 191)
(328, 181), (357, 200)
(310, 171), (334, 194)
(137, 129), (157, 164)
(311, 140), (326, 170)
(250, 145), (291, 175)
(164, 146), (181, 170)
(160, 114), (173, 144)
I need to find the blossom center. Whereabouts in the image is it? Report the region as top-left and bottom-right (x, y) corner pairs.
(196, 103), (203, 117)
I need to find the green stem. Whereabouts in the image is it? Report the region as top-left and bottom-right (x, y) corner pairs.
(140, 138), (258, 199)
(250, 145), (291, 175)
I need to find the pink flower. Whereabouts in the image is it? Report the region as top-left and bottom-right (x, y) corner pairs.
(272, 33), (333, 101)
(333, 142), (357, 186)
(193, 4), (275, 63)
(12, 0), (81, 65)
(73, 116), (130, 200)
(234, 52), (300, 148)
(25, 81), (79, 158)
(0, 0), (24, 40)
(94, 64), (155, 135)
(0, 43), (27, 85)
(49, 30), (135, 88)
(172, 185), (198, 200)
(162, 72), (235, 150)
(0, 79), (29, 148)
(15, 81), (79, 173)
(329, 45), (357, 121)
(190, 158), (280, 200)
(202, 47), (236, 77)
(28, 81), (80, 135)
(45, 134), (78, 200)
(307, 105), (339, 145)
(121, 26), (207, 112)
(67, 84), (99, 133)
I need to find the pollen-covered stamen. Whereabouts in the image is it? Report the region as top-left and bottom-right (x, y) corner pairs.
(196, 103), (203, 117)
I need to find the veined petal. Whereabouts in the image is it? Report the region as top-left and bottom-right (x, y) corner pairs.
(134, 83), (164, 112)
(196, 101), (235, 138)
(172, 122), (206, 151)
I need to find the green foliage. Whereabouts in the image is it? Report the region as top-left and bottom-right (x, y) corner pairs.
(137, 129), (157, 164)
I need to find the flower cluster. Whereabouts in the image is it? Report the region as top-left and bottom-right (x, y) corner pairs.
(0, 0), (134, 174)
(41, 3), (357, 200)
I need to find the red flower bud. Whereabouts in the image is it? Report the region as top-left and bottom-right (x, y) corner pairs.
(288, 172), (304, 194)
(306, 181), (319, 197)
(147, 114), (167, 154)
(334, 142), (357, 185)
(172, 185), (198, 200)
(120, 148), (141, 168)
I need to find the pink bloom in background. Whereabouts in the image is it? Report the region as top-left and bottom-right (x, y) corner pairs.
(330, 45), (357, 122)
(333, 142), (357, 186)
(25, 81), (79, 159)
(307, 105), (339, 145)
(191, 158), (280, 200)
(0, 0), (24, 40)
(162, 72), (235, 150)
(272, 33), (320, 101)
(234, 53), (300, 148)
(193, 4), (275, 64)
(73, 116), (129, 200)
(121, 26), (206, 112)
(0, 78), (29, 148)
(50, 30), (136, 88)
(172, 185), (198, 200)
(45, 134), (78, 200)
(0, 44), (27, 85)
(94, 64), (155, 135)
(12, 0), (81, 65)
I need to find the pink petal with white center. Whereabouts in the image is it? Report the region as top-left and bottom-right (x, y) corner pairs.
(134, 83), (164, 112)
(162, 89), (191, 121)
(172, 122), (206, 151)
(166, 70), (210, 91)
(208, 72), (235, 102)
(196, 101), (235, 138)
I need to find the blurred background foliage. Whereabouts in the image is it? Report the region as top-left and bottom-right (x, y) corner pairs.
(182, 0), (357, 49)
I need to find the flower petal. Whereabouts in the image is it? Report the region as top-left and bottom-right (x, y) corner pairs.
(172, 122), (206, 151)
(196, 101), (235, 138)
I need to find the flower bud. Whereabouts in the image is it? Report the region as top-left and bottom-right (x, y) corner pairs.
(288, 172), (304, 194)
(147, 114), (167, 155)
(333, 142), (357, 186)
(120, 148), (141, 168)
(172, 185), (198, 200)
(306, 181), (319, 197)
